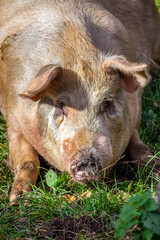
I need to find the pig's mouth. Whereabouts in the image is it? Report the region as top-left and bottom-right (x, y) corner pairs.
(70, 150), (102, 183)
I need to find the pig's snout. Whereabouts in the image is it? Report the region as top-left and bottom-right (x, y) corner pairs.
(70, 150), (102, 183)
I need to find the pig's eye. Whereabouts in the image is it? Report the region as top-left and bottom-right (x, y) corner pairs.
(55, 102), (68, 117)
(103, 100), (117, 116)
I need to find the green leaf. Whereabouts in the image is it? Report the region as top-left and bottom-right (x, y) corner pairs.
(127, 218), (139, 229)
(141, 227), (153, 240)
(143, 198), (158, 212)
(120, 205), (140, 221)
(133, 227), (153, 240)
(130, 193), (151, 208)
(114, 226), (127, 240)
(115, 219), (127, 228)
(45, 170), (58, 188)
(115, 210), (139, 239)
(143, 212), (160, 236)
(133, 231), (143, 240)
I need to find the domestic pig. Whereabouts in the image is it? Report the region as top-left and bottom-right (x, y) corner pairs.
(0, 0), (160, 203)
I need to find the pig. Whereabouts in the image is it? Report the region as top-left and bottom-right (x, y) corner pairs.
(0, 0), (160, 203)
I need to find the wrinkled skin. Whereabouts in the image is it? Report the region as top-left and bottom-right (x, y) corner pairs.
(0, 0), (160, 203)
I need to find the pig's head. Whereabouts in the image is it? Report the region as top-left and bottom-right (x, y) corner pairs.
(20, 56), (150, 183)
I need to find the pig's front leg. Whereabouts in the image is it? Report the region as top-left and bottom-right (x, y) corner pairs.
(8, 130), (40, 204)
(127, 129), (160, 173)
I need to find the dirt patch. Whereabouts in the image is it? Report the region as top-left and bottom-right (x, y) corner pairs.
(39, 215), (103, 239)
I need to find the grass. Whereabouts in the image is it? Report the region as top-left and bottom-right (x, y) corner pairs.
(0, 3), (160, 240)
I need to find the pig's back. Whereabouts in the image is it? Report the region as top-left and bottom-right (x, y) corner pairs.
(0, 0), (65, 47)
(0, 0), (132, 95)
(98, 0), (160, 66)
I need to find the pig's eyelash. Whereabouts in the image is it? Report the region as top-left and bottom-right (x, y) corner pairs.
(55, 102), (68, 117)
(102, 98), (114, 108)
(57, 101), (65, 108)
(101, 98), (118, 116)
(104, 100), (113, 109)
(102, 96), (113, 102)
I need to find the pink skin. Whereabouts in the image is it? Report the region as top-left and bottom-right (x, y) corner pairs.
(68, 135), (113, 182)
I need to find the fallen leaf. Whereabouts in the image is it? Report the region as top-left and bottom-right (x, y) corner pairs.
(80, 190), (92, 199)
(65, 194), (77, 203)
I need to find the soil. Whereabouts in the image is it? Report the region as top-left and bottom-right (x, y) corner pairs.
(38, 215), (103, 239)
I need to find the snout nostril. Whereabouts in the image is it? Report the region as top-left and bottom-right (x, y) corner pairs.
(76, 160), (83, 168)
(75, 156), (102, 171)
(89, 162), (96, 167)
(70, 151), (102, 181)
(97, 161), (102, 168)
(76, 159), (88, 170)
(88, 161), (102, 170)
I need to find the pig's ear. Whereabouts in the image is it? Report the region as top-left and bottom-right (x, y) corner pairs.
(19, 65), (62, 101)
(102, 56), (151, 92)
